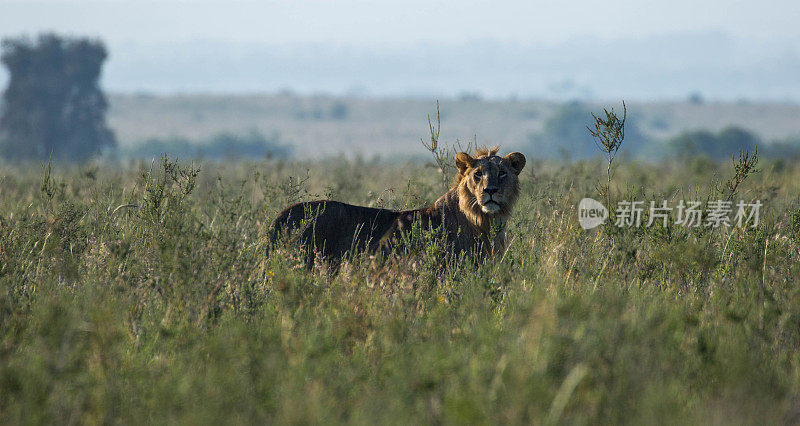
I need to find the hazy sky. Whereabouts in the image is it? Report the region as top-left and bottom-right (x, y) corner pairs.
(2, 0), (799, 46)
(2, 0), (799, 100)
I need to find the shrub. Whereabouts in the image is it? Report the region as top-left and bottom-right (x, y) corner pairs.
(121, 130), (292, 161)
(526, 102), (649, 160)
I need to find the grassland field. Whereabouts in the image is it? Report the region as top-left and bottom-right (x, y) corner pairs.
(2, 146), (800, 423)
(107, 94), (800, 159)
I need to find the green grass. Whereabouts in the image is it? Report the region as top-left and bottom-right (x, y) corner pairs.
(1, 154), (800, 424)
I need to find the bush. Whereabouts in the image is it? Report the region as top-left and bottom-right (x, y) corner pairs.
(121, 130), (292, 161)
(664, 126), (760, 160)
(526, 102), (649, 160)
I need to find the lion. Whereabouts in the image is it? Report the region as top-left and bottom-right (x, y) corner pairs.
(270, 147), (526, 269)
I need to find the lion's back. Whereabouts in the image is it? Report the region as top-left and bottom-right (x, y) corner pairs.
(270, 200), (402, 261)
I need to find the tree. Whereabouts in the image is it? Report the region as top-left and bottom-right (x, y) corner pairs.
(665, 127), (760, 160)
(0, 34), (116, 161)
(526, 102), (648, 160)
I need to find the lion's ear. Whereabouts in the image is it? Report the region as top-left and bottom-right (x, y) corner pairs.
(504, 152), (526, 175)
(455, 152), (475, 175)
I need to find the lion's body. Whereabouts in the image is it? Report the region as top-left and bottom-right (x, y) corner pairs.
(391, 188), (504, 257)
(270, 200), (402, 266)
(270, 147), (525, 268)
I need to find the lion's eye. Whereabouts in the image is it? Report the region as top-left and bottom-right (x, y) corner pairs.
(499, 171), (507, 179)
(473, 171), (482, 180)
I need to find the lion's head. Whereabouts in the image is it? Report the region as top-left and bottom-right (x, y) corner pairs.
(454, 147), (526, 228)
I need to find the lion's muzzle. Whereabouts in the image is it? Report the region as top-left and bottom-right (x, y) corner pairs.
(480, 191), (503, 214)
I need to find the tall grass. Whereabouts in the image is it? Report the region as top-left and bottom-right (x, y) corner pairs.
(1, 153), (800, 424)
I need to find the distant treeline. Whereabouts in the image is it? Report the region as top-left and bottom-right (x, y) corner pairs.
(526, 103), (800, 161)
(662, 128), (800, 160)
(117, 130), (292, 161)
